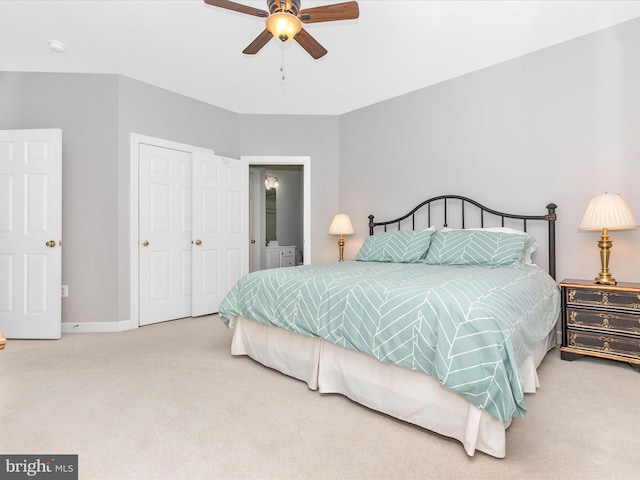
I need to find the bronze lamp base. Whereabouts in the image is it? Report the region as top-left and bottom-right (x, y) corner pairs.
(593, 228), (617, 285)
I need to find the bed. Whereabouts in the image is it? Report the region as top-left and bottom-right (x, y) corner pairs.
(218, 195), (560, 458)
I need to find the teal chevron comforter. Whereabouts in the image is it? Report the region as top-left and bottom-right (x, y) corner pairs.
(218, 261), (560, 423)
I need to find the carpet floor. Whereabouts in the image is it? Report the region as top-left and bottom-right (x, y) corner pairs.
(1, 315), (639, 479)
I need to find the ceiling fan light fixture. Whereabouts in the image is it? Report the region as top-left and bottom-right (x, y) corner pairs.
(266, 11), (302, 42)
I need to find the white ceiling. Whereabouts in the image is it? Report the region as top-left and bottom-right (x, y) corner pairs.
(3, 0), (640, 115)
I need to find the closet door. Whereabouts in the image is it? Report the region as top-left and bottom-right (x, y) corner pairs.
(192, 153), (248, 316)
(139, 144), (248, 325)
(139, 144), (192, 326)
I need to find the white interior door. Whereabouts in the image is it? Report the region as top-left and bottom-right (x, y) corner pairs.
(220, 155), (249, 307)
(138, 140), (248, 324)
(191, 152), (218, 316)
(192, 154), (248, 315)
(0, 129), (62, 339)
(139, 143), (192, 326)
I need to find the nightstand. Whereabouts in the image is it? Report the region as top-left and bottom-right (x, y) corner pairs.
(559, 279), (640, 371)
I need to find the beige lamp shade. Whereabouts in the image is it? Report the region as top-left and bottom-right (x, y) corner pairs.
(579, 192), (638, 286)
(329, 214), (354, 235)
(579, 193), (638, 231)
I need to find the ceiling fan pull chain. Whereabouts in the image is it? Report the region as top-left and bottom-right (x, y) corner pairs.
(281, 41), (285, 80)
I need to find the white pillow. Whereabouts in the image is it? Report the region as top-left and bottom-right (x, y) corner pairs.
(441, 226), (537, 265)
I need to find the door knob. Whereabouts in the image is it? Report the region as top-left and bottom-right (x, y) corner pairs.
(45, 240), (56, 248)
(194, 239), (202, 246)
(250, 239), (256, 244)
(141, 240), (149, 247)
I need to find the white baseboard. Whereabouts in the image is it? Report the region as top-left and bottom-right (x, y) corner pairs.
(62, 319), (137, 333)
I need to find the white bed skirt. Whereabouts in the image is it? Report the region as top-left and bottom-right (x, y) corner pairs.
(229, 316), (555, 458)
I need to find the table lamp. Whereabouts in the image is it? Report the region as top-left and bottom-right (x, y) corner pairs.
(579, 193), (638, 285)
(329, 213), (354, 262)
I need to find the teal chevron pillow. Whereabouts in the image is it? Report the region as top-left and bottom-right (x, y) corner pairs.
(423, 230), (529, 267)
(356, 230), (435, 263)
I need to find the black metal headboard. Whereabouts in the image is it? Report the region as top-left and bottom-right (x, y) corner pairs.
(368, 195), (557, 279)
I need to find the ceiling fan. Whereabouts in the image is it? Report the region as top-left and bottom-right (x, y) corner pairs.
(203, 0), (359, 59)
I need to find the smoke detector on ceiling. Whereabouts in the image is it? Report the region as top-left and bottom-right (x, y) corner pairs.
(48, 40), (66, 53)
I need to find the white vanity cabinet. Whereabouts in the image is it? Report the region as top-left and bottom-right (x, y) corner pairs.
(265, 246), (296, 269)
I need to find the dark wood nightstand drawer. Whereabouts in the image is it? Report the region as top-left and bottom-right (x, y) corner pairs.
(566, 330), (640, 360)
(559, 279), (640, 370)
(566, 308), (640, 335)
(565, 287), (640, 311)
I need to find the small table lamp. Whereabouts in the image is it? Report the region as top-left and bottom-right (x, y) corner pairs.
(579, 192), (638, 285)
(329, 213), (354, 262)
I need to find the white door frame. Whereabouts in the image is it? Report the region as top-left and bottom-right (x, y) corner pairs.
(130, 133), (214, 329)
(248, 167), (262, 272)
(243, 156), (311, 265)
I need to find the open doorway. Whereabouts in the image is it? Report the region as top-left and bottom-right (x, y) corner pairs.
(243, 156), (311, 272)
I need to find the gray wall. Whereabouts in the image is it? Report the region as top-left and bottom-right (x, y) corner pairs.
(0, 72), (241, 325)
(0, 72), (336, 324)
(116, 76), (240, 322)
(240, 115), (340, 264)
(0, 72), (120, 325)
(3, 15), (640, 326)
(339, 17), (640, 283)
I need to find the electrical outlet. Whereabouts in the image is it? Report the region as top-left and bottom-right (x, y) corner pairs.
(61, 285), (68, 297)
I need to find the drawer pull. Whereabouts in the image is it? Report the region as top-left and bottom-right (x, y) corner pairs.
(595, 291), (610, 305)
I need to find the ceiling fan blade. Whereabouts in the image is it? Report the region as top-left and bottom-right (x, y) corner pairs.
(243, 29), (273, 55)
(299, 1), (359, 23)
(294, 28), (327, 59)
(203, 0), (268, 18)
